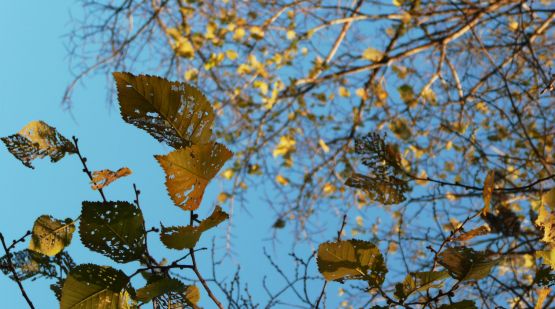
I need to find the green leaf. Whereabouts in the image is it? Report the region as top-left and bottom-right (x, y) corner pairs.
(61, 264), (135, 309)
(1, 120), (76, 168)
(438, 300), (477, 308)
(316, 239), (387, 286)
(160, 206), (229, 250)
(394, 271), (450, 300)
(438, 247), (499, 281)
(29, 215), (75, 256)
(398, 84), (416, 107)
(79, 201), (146, 263)
(113, 72), (215, 148)
(136, 277), (185, 303)
(156, 143), (233, 211)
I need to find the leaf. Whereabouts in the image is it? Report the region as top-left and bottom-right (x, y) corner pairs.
(454, 225), (491, 242)
(536, 204), (555, 245)
(136, 277), (185, 303)
(542, 188), (555, 209)
(482, 170), (495, 215)
(394, 271), (450, 300)
(160, 206), (228, 250)
(438, 300), (477, 309)
(29, 215), (75, 256)
(346, 173), (409, 205)
(113, 72), (215, 148)
(1, 120), (76, 168)
(272, 136), (296, 158)
(346, 133), (409, 205)
(0, 249), (59, 281)
(152, 285), (200, 309)
(156, 143), (233, 211)
(317, 239), (387, 286)
(362, 48), (383, 62)
(80, 201), (146, 263)
(61, 264), (134, 309)
(537, 249), (555, 270)
(398, 84), (416, 108)
(438, 247), (499, 281)
(91, 167), (132, 190)
(535, 288), (550, 309)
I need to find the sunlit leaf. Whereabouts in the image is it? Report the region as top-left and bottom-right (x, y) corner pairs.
(152, 285), (200, 309)
(60, 264), (134, 309)
(156, 143), (233, 211)
(317, 239), (387, 286)
(113, 72), (215, 148)
(29, 215), (75, 256)
(542, 188), (555, 209)
(482, 170), (495, 215)
(91, 167), (132, 190)
(438, 247), (499, 281)
(362, 48), (383, 62)
(454, 225), (491, 242)
(394, 271), (450, 300)
(80, 201), (146, 263)
(160, 206), (228, 250)
(536, 249), (555, 270)
(1, 120), (76, 168)
(535, 287), (550, 309)
(536, 204), (555, 246)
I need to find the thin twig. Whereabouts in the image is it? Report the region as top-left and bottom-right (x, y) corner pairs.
(0, 233), (35, 309)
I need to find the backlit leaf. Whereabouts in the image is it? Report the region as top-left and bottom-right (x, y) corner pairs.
(535, 288), (550, 309)
(482, 170), (495, 215)
(61, 264), (134, 309)
(156, 143), (233, 211)
(80, 201), (146, 263)
(113, 72), (215, 148)
(136, 277), (185, 303)
(438, 247), (499, 281)
(536, 204), (555, 246)
(542, 188), (555, 209)
(160, 206), (228, 250)
(1, 120), (76, 168)
(152, 285), (200, 309)
(317, 239), (387, 286)
(91, 167), (132, 190)
(394, 271), (450, 300)
(29, 215), (75, 256)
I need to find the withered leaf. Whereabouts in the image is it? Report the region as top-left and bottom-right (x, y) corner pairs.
(482, 170), (495, 215)
(79, 201), (146, 263)
(1, 120), (76, 168)
(438, 247), (499, 281)
(156, 143), (233, 211)
(317, 239), (387, 287)
(113, 72), (214, 148)
(160, 206), (228, 250)
(29, 215), (75, 256)
(91, 167), (132, 190)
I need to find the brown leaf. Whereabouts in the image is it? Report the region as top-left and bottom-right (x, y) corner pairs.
(454, 225), (491, 242)
(156, 143), (233, 210)
(482, 170), (495, 215)
(113, 72), (215, 148)
(91, 167), (132, 190)
(1, 121), (76, 168)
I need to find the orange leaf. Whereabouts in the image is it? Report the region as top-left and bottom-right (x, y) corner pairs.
(91, 167), (132, 190)
(156, 142), (233, 211)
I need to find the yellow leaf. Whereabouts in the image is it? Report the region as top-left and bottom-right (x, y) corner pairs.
(233, 27), (246, 40)
(542, 188), (555, 209)
(29, 215), (75, 256)
(535, 288), (550, 309)
(221, 168), (234, 180)
(276, 175), (289, 185)
(156, 142), (233, 211)
(319, 139), (330, 153)
(446, 192), (458, 201)
(536, 205), (555, 245)
(217, 192), (230, 203)
(482, 170), (495, 215)
(286, 30), (296, 40)
(91, 167), (132, 190)
(338, 87), (350, 97)
(454, 225), (491, 242)
(253, 80), (269, 95)
(225, 49), (238, 60)
(362, 48), (383, 62)
(273, 136), (296, 157)
(113, 72), (215, 148)
(355, 88), (368, 100)
(415, 170), (428, 186)
(323, 183), (335, 195)
(509, 20), (519, 31)
(1, 120), (76, 168)
(250, 26), (265, 40)
(184, 69), (198, 81)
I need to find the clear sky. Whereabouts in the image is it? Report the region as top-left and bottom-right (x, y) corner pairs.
(0, 1), (343, 308)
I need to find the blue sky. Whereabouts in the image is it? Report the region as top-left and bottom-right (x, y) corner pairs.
(0, 1), (344, 308)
